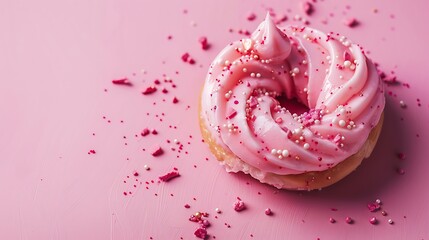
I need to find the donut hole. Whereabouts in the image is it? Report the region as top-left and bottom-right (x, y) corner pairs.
(276, 94), (309, 116)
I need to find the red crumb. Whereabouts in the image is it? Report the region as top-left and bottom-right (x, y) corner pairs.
(184, 204), (190, 208)
(302, 1), (314, 15)
(173, 97), (179, 104)
(141, 128), (150, 136)
(112, 78), (132, 85)
(344, 18), (359, 27)
(142, 86), (157, 95)
(188, 58), (196, 64)
(233, 200), (246, 212)
(151, 146), (164, 156)
(151, 129), (158, 135)
(247, 12), (257, 21)
(199, 37), (210, 50)
(88, 149), (96, 154)
(159, 171), (180, 182)
(194, 228), (208, 239)
(133, 172), (139, 177)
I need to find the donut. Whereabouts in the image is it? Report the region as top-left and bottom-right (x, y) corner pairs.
(199, 14), (385, 190)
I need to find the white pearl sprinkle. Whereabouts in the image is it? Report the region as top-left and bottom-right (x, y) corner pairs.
(144, 164), (150, 170)
(303, 143), (310, 149)
(350, 64), (356, 70)
(399, 100), (406, 108)
(256, 73), (261, 78)
(173, 139), (179, 144)
(302, 60), (307, 65)
(292, 67), (300, 74)
(250, 73), (256, 77)
(271, 149), (277, 155)
(375, 199), (381, 204)
(338, 120), (346, 127)
(242, 68), (247, 72)
(282, 150), (289, 157)
(343, 60), (351, 67)
(215, 208), (221, 213)
(388, 219), (393, 224)
(224, 60), (230, 65)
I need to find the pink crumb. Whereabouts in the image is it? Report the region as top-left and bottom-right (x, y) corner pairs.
(159, 171), (180, 182)
(151, 146), (164, 156)
(265, 208), (272, 215)
(368, 202), (381, 212)
(234, 200), (246, 212)
(345, 217), (353, 224)
(194, 228), (208, 239)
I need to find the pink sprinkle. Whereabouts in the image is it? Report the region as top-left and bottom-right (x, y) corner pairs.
(275, 117), (283, 123)
(142, 86), (157, 95)
(369, 217), (378, 225)
(396, 168), (405, 175)
(199, 37), (210, 50)
(249, 97), (258, 108)
(367, 203), (381, 212)
(344, 18), (359, 27)
(173, 97), (179, 104)
(159, 171), (180, 182)
(141, 128), (150, 137)
(201, 219), (210, 227)
(151, 146), (164, 156)
(247, 12), (257, 21)
(112, 78), (131, 85)
(194, 228), (208, 239)
(265, 208), (272, 215)
(333, 134), (342, 143)
(383, 74), (397, 84)
(397, 152), (405, 160)
(234, 200), (246, 212)
(345, 217), (353, 224)
(302, 1), (314, 15)
(329, 217), (336, 223)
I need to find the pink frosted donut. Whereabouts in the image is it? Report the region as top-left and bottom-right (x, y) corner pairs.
(199, 14), (385, 190)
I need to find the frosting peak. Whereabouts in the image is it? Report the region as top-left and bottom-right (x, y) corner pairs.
(251, 13), (291, 63)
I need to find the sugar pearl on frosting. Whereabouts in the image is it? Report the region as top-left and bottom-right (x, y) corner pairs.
(303, 143), (310, 149)
(242, 68), (248, 72)
(292, 67), (300, 74)
(338, 120), (346, 127)
(250, 73), (256, 77)
(282, 150), (289, 157)
(343, 60), (351, 67)
(256, 73), (261, 78)
(271, 149), (277, 155)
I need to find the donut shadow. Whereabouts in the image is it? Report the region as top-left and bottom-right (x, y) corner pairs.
(301, 96), (409, 201)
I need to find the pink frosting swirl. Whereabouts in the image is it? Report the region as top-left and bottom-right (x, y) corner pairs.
(201, 14), (385, 175)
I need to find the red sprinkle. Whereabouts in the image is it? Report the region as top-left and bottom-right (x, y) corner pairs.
(302, 1), (314, 15)
(184, 204), (191, 208)
(234, 200), (246, 212)
(88, 149), (96, 154)
(142, 86), (157, 95)
(159, 171), (180, 182)
(194, 228), (208, 239)
(247, 12), (257, 21)
(188, 58), (196, 64)
(265, 208), (272, 215)
(181, 53), (190, 62)
(141, 128), (150, 137)
(151, 129), (158, 135)
(112, 78), (132, 85)
(227, 109), (238, 119)
(344, 18), (359, 27)
(199, 37), (210, 50)
(369, 217), (378, 225)
(345, 217), (353, 224)
(151, 146), (164, 157)
(173, 97), (179, 104)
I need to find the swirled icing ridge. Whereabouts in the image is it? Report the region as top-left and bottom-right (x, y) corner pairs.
(201, 14), (385, 175)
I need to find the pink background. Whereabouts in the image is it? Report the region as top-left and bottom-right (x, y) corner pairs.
(1, 0), (428, 239)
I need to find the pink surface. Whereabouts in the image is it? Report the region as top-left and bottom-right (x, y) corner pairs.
(1, 0), (428, 239)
